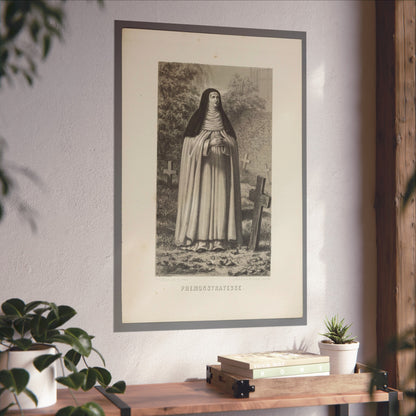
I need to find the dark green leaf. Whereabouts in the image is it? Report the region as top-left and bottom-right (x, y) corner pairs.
(14, 316), (32, 336)
(22, 387), (38, 406)
(56, 406), (77, 416)
(0, 327), (14, 340)
(92, 367), (111, 387)
(33, 353), (61, 372)
(403, 170), (416, 207)
(23, 71), (33, 86)
(30, 314), (49, 341)
(29, 19), (41, 42)
(105, 381), (126, 394)
(64, 328), (92, 357)
(80, 368), (97, 391)
(0, 170), (12, 196)
(81, 402), (105, 416)
(64, 349), (81, 372)
(47, 305), (76, 329)
(25, 301), (48, 314)
(55, 403), (105, 416)
(12, 338), (33, 350)
(42, 34), (51, 59)
(5, 0), (20, 25)
(0, 368), (29, 393)
(0, 49), (9, 64)
(56, 372), (86, 390)
(14, 47), (22, 57)
(50, 333), (73, 346)
(5, 17), (25, 41)
(2, 298), (25, 316)
(46, 329), (60, 339)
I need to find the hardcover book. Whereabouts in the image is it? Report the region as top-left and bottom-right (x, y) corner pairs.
(217, 351), (329, 370)
(220, 361), (330, 379)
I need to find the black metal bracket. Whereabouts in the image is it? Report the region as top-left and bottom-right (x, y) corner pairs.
(232, 380), (255, 398)
(206, 366), (213, 383)
(95, 385), (131, 416)
(374, 370), (389, 391)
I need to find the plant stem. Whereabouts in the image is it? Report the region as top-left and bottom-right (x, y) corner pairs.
(13, 392), (24, 416)
(54, 346), (79, 407)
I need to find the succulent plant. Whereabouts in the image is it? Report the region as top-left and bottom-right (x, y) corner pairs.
(321, 315), (357, 344)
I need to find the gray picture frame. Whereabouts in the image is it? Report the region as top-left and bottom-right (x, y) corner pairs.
(114, 20), (306, 331)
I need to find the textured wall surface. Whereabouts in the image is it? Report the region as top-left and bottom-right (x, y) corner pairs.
(0, 2), (376, 415)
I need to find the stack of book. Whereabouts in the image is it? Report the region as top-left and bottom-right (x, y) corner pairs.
(217, 351), (330, 379)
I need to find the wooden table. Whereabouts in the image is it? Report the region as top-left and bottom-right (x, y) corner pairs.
(16, 379), (402, 416)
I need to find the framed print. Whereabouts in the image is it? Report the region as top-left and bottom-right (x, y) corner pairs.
(114, 21), (306, 331)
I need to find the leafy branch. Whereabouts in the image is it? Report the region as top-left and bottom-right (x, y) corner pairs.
(0, 298), (125, 416)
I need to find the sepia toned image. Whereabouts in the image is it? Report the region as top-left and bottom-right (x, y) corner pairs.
(114, 21), (305, 330)
(156, 62), (272, 277)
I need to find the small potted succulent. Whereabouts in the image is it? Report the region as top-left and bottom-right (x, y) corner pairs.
(0, 298), (125, 416)
(318, 315), (360, 375)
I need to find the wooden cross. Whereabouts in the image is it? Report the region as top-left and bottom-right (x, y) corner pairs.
(241, 153), (250, 171)
(248, 176), (271, 251)
(163, 161), (177, 187)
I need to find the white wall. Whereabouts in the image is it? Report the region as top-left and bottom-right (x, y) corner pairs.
(0, 1), (376, 415)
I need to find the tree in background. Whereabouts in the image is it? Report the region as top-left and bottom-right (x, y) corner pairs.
(222, 74), (266, 126)
(222, 74), (271, 184)
(157, 62), (204, 163)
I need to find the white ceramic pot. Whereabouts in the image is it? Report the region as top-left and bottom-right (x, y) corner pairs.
(318, 340), (360, 375)
(0, 345), (57, 410)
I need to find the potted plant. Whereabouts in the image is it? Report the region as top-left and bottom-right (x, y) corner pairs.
(318, 315), (360, 375)
(0, 298), (125, 416)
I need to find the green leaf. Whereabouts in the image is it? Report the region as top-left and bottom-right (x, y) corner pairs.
(64, 328), (92, 357)
(2, 298), (25, 316)
(33, 353), (61, 372)
(30, 314), (49, 341)
(80, 369), (97, 391)
(81, 402), (105, 416)
(0, 368), (29, 393)
(105, 381), (126, 394)
(91, 367), (111, 387)
(64, 349), (81, 372)
(22, 387), (38, 406)
(22, 71), (33, 86)
(14, 317), (32, 336)
(56, 403), (105, 416)
(56, 406), (77, 416)
(29, 19), (41, 42)
(42, 34), (51, 59)
(25, 301), (48, 314)
(56, 372), (86, 390)
(0, 170), (11, 196)
(47, 305), (77, 329)
(12, 338), (33, 350)
(403, 170), (416, 207)
(0, 327), (14, 340)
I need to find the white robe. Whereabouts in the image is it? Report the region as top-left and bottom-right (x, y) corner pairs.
(175, 127), (243, 250)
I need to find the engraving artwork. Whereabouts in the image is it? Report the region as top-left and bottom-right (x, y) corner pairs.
(156, 62), (272, 276)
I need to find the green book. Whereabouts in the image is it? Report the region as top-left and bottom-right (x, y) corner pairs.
(220, 361), (330, 379)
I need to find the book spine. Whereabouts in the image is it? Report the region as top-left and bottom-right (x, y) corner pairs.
(221, 362), (330, 379)
(218, 356), (329, 370)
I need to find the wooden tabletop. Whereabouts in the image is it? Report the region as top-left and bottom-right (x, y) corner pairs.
(12, 379), (402, 416)
(122, 380), (401, 416)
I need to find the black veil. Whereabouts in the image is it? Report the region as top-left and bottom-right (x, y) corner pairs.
(183, 88), (236, 138)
